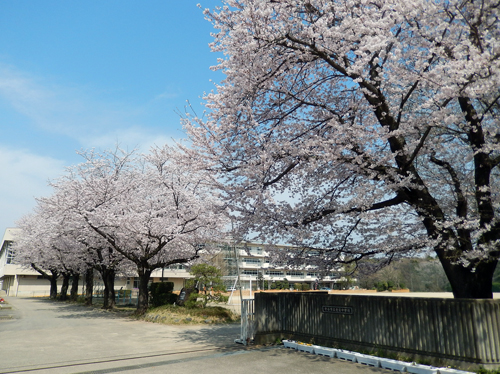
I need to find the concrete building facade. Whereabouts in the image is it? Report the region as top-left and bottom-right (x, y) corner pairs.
(0, 228), (193, 297)
(221, 242), (343, 291)
(0, 228), (52, 297)
(1, 228), (342, 297)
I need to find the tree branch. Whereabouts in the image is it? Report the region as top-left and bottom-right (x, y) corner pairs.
(296, 194), (406, 227)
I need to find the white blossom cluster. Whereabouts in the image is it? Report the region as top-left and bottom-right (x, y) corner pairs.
(13, 146), (227, 311)
(184, 0), (500, 297)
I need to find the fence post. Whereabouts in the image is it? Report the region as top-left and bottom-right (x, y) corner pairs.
(238, 299), (255, 345)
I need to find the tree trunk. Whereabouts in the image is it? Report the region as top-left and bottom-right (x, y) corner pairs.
(49, 276), (58, 299)
(70, 273), (80, 301)
(59, 273), (70, 301)
(102, 277), (110, 309)
(106, 269), (116, 309)
(441, 257), (498, 298)
(99, 268), (116, 309)
(85, 268), (94, 306)
(136, 268), (152, 314)
(30, 264), (59, 299)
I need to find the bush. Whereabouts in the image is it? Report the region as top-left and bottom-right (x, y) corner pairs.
(376, 281), (388, 292)
(275, 278), (289, 290)
(477, 366), (500, 374)
(150, 282), (175, 307)
(292, 283), (311, 291)
(184, 292), (204, 309)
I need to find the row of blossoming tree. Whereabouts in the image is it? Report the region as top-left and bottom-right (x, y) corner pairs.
(13, 146), (227, 313)
(12, 0), (500, 302)
(181, 0), (499, 299)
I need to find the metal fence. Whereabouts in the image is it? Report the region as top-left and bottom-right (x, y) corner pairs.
(254, 292), (500, 369)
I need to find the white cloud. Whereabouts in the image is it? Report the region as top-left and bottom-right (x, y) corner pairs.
(0, 147), (66, 230)
(80, 127), (181, 154)
(0, 63), (183, 151)
(0, 63), (189, 233)
(154, 90), (180, 101)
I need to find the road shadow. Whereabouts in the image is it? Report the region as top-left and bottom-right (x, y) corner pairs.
(175, 323), (242, 348)
(16, 297), (138, 321)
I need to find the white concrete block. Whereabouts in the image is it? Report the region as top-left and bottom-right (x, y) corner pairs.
(313, 346), (336, 357)
(354, 353), (381, 367)
(336, 350), (358, 362)
(296, 343), (315, 353)
(379, 358), (408, 371)
(406, 363), (439, 374)
(282, 340), (297, 349)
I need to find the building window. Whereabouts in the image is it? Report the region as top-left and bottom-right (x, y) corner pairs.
(288, 272), (305, 278)
(251, 247), (263, 255)
(244, 258), (261, 264)
(242, 270), (258, 275)
(167, 264), (185, 270)
(268, 271), (284, 276)
(2, 241), (14, 264)
(307, 272), (318, 277)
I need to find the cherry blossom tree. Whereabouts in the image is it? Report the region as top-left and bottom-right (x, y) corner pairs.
(184, 0), (500, 298)
(14, 209), (89, 300)
(59, 147), (227, 313)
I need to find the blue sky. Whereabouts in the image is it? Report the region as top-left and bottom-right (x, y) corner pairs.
(0, 1), (225, 231)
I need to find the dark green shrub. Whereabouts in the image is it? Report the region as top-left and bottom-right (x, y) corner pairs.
(492, 282), (500, 292)
(184, 292), (204, 309)
(150, 282), (175, 307)
(477, 366), (500, 374)
(376, 281), (388, 292)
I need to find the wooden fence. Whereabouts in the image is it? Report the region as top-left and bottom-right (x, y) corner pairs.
(254, 292), (500, 369)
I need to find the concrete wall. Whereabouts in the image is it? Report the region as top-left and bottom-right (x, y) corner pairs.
(1, 275), (82, 297)
(254, 292), (500, 370)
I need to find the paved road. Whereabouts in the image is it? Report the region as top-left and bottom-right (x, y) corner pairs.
(0, 297), (385, 374)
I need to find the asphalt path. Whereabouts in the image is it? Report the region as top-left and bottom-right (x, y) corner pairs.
(0, 297), (386, 374)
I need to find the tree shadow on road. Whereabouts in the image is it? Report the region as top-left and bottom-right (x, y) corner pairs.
(24, 297), (137, 320)
(173, 323), (241, 348)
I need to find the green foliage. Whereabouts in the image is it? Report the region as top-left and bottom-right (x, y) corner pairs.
(187, 263), (226, 308)
(493, 263), (500, 292)
(477, 366), (500, 374)
(149, 282), (175, 307)
(184, 292), (204, 309)
(359, 258), (450, 292)
(274, 278), (289, 290)
(292, 283), (311, 291)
